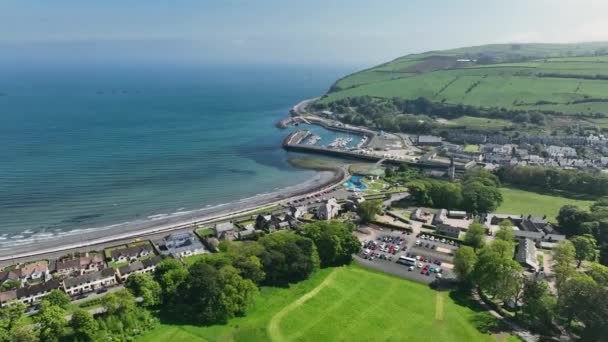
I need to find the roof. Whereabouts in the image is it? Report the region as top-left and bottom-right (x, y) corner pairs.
(514, 230), (544, 240)
(214, 222), (235, 233)
(418, 135), (442, 143)
(16, 279), (61, 299)
(64, 268), (115, 289)
(0, 290), (17, 303)
(516, 238), (539, 270)
(118, 256), (163, 275)
(110, 245), (152, 260)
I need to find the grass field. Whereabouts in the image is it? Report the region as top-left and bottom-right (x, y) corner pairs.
(137, 264), (514, 342)
(463, 144), (480, 152)
(321, 43), (608, 116)
(497, 187), (595, 222)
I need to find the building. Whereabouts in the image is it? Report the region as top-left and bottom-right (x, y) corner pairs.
(0, 290), (16, 307)
(316, 198), (340, 220)
(416, 135), (443, 146)
(163, 233), (206, 258)
(110, 245), (153, 263)
(238, 224), (257, 240)
(546, 145), (577, 158)
(288, 206), (307, 220)
(516, 238), (539, 271)
(116, 256), (163, 282)
(448, 210), (467, 219)
(436, 224), (461, 238)
(255, 214), (282, 232)
(13, 279), (61, 306)
(63, 268), (116, 296)
(1, 261), (51, 285)
(54, 255), (105, 277)
(432, 209), (448, 225)
(214, 222), (236, 240)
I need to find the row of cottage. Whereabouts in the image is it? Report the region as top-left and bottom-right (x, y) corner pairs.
(0, 255), (164, 307)
(446, 132), (607, 147)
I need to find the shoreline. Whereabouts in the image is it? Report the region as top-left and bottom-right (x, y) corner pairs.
(0, 161), (348, 263)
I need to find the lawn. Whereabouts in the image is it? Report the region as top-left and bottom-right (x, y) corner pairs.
(137, 264), (512, 342)
(497, 187), (595, 222)
(463, 144), (480, 152)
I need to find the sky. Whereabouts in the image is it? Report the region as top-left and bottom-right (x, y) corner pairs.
(2, 0), (608, 68)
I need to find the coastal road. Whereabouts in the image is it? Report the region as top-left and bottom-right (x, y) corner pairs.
(292, 98), (318, 115)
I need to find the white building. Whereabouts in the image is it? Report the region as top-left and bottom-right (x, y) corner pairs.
(116, 256), (163, 282)
(316, 198), (340, 220)
(63, 268), (116, 296)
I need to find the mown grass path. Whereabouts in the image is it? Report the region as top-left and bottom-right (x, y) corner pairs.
(267, 268), (340, 342)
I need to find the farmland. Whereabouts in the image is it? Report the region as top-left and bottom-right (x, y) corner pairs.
(137, 264), (514, 342)
(322, 43), (608, 117)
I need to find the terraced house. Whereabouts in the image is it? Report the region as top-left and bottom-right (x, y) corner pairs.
(63, 268), (116, 296)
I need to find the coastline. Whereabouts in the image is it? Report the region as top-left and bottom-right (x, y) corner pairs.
(0, 161), (347, 263)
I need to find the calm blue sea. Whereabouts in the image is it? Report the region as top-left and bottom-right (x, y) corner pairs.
(0, 64), (353, 238)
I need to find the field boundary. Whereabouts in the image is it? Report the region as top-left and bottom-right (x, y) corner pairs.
(267, 268), (340, 342)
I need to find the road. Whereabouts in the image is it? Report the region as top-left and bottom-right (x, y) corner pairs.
(292, 98), (319, 115)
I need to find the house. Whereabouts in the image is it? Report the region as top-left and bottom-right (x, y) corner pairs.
(316, 198), (340, 220)
(214, 222), (236, 240)
(546, 145), (577, 158)
(15, 261), (50, 283)
(14, 279), (61, 305)
(54, 255), (105, 276)
(288, 206), (307, 220)
(63, 268), (116, 296)
(110, 245), (153, 263)
(410, 208), (427, 222)
(436, 224), (461, 238)
(163, 233), (206, 258)
(432, 209), (448, 225)
(0, 290), (17, 307)
(516, 238), (539, 271)
(255, 214), (282, 232)
(416, 135), (443, 146)
(238, 224), (257, 240)
(116, 256), (163, 282)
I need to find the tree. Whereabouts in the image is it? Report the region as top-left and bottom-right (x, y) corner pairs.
(521, 279), (555, 334)
(101, 289), (136, 316)
(154, 258), (188, 307)
(302, 221), (361, 267)
(70, 309), (98, 342)
(258, 232), (320, 285)
(0, 301), (26, 332)
(461, 181), (502, 214)
(125, 273), (161, 307)
(357, 200), (382, 223)
(571, 234), (598, 268)
(35, 304), (67, 342)
(10, 324), (39, 342)
(553, 239), (576, 266)
(453, 246), (478, 283)
(557, 205), (592, 236)
(495, 220), (514, 241)
(588, 262), (608, 286)
(42, 290), (70, 309)
(474, 243), (524, 301)
(464, 222), (486, 251)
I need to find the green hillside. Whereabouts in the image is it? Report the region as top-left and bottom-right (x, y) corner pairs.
(320, 43), (608, 117)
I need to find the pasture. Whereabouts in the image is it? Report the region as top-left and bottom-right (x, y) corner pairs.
(497, 187), (595, 222)
(137, 265), (515, 342)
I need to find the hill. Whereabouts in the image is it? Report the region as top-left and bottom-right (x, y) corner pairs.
(318, 43), (608, 128)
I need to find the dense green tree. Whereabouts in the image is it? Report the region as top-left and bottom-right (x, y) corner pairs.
(302, 221), (361, 267)
(474, 243), (523, 301)
(125, 273), (162, 307)
(101, 289), (137, 316)
(461, 181), (502, 214)
(557, 205), (593, 237)
(588, 262), (608, 286)
(70, 309), (98, 342)
(464, 222), (486, 251)
(495, 220), (515, 241)
(571, 234), (598, 268)
(521, 279), (555, 334)
(453, 246), (478, 283)
(357, 200), (382, 223)
(258, 232), (320, 285)
(35, 304), (67, 342)
(42, 290), (70, 309)
(154, 258), (188, 307)
(0, 301), (26, 332)
(10, 324), (39, 342)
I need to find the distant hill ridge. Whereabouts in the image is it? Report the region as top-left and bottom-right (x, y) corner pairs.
(320, 42), (608, 117)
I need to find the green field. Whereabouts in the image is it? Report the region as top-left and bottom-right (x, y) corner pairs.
(463, 144), (480, 152)
(322, 42), (608, 116)
(137, 264), (513, 342)
(497, 187), (595, 222)
(446, 116), (513, 131)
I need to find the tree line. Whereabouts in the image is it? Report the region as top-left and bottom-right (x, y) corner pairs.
(498, 165), (608, 197)
(407, 168), (503, 214)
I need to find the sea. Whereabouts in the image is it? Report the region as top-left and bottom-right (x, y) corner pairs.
(0, 63), (355, 245)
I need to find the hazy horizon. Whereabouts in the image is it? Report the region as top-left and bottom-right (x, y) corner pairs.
(2, 0), (608, 69)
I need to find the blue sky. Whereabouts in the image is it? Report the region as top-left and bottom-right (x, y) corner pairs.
(2, 0), (608, 68)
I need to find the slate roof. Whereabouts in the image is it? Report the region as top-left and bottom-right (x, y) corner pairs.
(63, 268), (115, 289)
(16, 279), (61, 299)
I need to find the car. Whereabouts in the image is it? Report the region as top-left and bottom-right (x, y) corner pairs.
(369, 256), (375, 261)
(75, 294), (88, 300)
(417, 263), (423, 268)
(436, 273), (442, 279)
(430, 236), (435, 241)
(408, 266), (414, 271)
(435, 267), (441, 273)
(425, 243), (430, 248)
(96, 288), (108, 294)
(426, 271), (431, 276)
(430, 266), (436, 273)
(415, 240), (421, 246)
(441, 238), (446, 243)
(431, 244), (436, 249)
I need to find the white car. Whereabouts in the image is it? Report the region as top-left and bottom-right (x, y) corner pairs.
(415, 240), (421, 246)
(417, 263), (423, 268)
(408, 266), (414, 271)
(440, 238), (446, 243)
(430, 236), (435, 241)
(436, 273), (442, 279)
